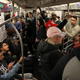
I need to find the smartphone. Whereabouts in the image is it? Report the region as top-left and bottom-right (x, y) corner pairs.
(13, 36), (16, 39)
(11, 61), (13, 63)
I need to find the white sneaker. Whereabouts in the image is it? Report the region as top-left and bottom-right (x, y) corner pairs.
(27, 51), (30, 54)
(33, 77), (37, 80)
(28, 54), (33, 57)
(38, 59), (40, 61)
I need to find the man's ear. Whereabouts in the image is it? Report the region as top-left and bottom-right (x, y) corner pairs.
(1, 48), (3, 51)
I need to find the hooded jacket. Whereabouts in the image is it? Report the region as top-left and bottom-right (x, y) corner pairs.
(49, 47), (80, 80)
(37, 39), (63, 80)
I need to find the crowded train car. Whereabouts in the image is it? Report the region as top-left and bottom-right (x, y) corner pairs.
(0, 0), (80, 80)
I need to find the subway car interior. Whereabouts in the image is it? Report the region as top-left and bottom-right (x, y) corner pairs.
(0, 0), (80, 80)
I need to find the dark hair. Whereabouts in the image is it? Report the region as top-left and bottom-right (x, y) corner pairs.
(0, 42), (3, 49)
(0, 42), (3, 52)
(43, 11), (46, 14)
(26, 20), (32, 24)
(7, 29), (15, 37)
(3, 38), (13, 53)
(29, 12), (32, 15)
(33, 10), (36, 13)
(45, 18), (50, 23)
(72, 16), (77, 20)
(38, 18), (44, 26)
(5, 14), (10, 20)
(57, 16), (60, 19)
(0, 49), (2, 53)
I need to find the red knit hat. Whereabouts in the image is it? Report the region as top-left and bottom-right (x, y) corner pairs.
(45, 20), (58, 28)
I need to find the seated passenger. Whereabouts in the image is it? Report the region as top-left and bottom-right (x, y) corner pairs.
(7, 29), (19, 46)
(49, 46), (80, 80)
(37, 27), (66, 80)
(0, 42), (16, 64)
(0, 50), (24, 80)
(0, 42), (33, 74)
(6, 29), (20, 57)
(63, 16), (80, 38)
(73, 36), (80, 49)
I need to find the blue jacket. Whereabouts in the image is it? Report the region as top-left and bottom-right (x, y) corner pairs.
(1, 62), (21, 80)
(14, 21), (21, 32)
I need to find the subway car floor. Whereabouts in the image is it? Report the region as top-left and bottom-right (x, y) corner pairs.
(18, 50), (41, 80)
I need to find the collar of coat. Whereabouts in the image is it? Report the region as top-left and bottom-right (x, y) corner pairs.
(45, 38), (58, 45)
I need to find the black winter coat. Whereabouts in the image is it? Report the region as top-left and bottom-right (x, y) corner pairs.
(3, 52), (16, 64)
(37, 25), (47, 40)
(23, 24), (34, 44)
(37, 40), (63, 80)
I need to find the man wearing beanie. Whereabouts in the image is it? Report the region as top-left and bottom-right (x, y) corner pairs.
(37, 27), (66, 80)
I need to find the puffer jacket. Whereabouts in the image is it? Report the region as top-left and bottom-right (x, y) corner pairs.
(37, 25), (47, 40)
(37, 38), (63, 80)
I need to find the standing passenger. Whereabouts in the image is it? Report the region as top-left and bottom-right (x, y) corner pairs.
(37, 27), (66, 80)
(63, 16), (80, 38)
(52, 13), (61, 25)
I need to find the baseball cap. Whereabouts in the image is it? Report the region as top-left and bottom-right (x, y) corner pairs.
(45, 20), (58, 28)
(47, 27), (66, 38)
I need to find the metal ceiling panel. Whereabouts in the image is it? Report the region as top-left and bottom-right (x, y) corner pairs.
(11, 0), (80, 8)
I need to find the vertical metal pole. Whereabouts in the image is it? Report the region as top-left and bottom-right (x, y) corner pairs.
(36, 0), (37, 26)
(12, 1), (14, 18)
(12, 1), (24, 79)
(62, 38), (64, 51)
(10, 21), (24, 80)
(18, 6), (20, 16)
(24, 9), (26, 18)
(36, 7), (37, 25)
(79, 33), (80, 44)
(20, 9), (24, 80)
(48, 7), (49, 18)
(67, 3), (70, 14)
(79, 17), (80, 26)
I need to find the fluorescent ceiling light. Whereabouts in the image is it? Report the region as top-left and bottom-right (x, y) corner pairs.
(0, 0), (10, 3)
